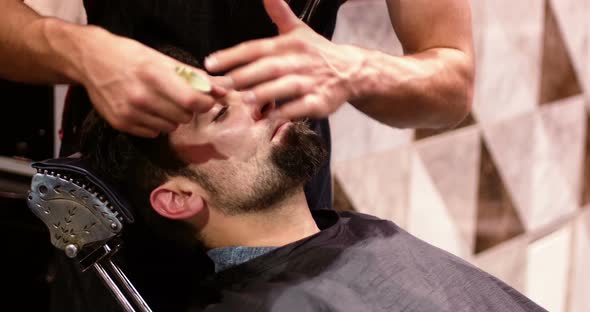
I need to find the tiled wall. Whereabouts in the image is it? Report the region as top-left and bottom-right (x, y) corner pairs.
(330, 1), (590, 311)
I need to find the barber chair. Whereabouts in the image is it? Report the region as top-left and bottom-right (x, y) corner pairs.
(26, 156), (152, 312)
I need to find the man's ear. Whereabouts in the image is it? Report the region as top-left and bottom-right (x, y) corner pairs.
(150, 177), (205, 220)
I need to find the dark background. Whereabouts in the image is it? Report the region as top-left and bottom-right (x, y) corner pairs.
(1, 79), (54, 311)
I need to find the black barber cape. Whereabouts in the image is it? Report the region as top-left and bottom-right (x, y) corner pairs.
(192, 210), (546, 312)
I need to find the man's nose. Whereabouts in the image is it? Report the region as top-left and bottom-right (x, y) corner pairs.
(251, 100), (276, 121)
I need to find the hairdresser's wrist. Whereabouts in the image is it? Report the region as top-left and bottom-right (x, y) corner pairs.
(39, 18), (123, 85)
(347, 48), (398, 103)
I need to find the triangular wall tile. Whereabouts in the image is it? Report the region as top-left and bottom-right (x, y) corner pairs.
(539, 96), (587, 205)
(582, 112), (590, 206)
(332, 0), (403, 55)
(333, 147), (411, 227)
(416, 127), (480, 252)
(407, 150), (469, 258)
(539, 0), (584, 105)
(473, 0), (543, 123)
(481, 110), (576, 231)
(481, 112), (537, 230)
(529, 118), (578, 230)
(475, 139), (525, 254)
(330, 103), (414, 163)
(526, 225), (572, 311)
(549, 0), (590, 97)
(474, 235), (528, 293)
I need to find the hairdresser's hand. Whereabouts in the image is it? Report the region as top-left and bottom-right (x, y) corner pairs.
(78, 27), (227, 137)
(204, 0), (367, 120)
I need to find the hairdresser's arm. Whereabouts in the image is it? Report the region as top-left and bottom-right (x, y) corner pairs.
(0, 0), (77, 82)
(347, 0), (475, 128)
(205, 0), (474, 129)
(0, 0), (223, 137)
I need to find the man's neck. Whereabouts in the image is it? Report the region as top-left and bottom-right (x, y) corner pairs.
(202, 191), (320, 249)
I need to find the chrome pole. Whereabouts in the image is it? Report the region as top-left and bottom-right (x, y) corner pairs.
(105, 259), (153, 312)
(93, 262), (137, 312)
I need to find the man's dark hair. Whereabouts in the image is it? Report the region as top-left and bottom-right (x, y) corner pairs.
(78, 45), (209, 245)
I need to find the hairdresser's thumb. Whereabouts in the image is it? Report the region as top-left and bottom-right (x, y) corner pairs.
(264, 0), (302, 33)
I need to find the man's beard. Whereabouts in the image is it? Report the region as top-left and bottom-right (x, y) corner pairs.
(206, 121), (328, 215)
(271, 121), (327, 182)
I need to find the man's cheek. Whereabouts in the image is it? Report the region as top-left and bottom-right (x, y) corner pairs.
(175, 143), (227, 164)
(213, 127), (259, 161)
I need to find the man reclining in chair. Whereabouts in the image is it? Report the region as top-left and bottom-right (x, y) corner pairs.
(77, 46), (545, 312)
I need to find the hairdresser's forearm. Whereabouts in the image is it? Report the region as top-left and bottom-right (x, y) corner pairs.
(349, 47), (474, 129)
(0, 0), (89, 83)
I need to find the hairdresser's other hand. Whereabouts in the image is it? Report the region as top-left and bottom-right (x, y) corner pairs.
(204, 0), (367, 121)
(80, 27), (227, 138)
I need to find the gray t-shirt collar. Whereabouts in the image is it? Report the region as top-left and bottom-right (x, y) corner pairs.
(207, 246), (278, 273)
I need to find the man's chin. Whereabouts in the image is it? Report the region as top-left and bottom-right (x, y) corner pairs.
(271, 121), (328, 182)
(209, 121), (326, 215)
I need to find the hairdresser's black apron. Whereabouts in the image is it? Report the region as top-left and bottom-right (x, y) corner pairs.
(54, 1), (344, 311)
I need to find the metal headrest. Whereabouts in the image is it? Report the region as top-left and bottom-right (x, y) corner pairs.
(27, 155), (134, 258)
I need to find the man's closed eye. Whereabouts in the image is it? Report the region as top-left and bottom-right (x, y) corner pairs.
(212, 106), (229, 123)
